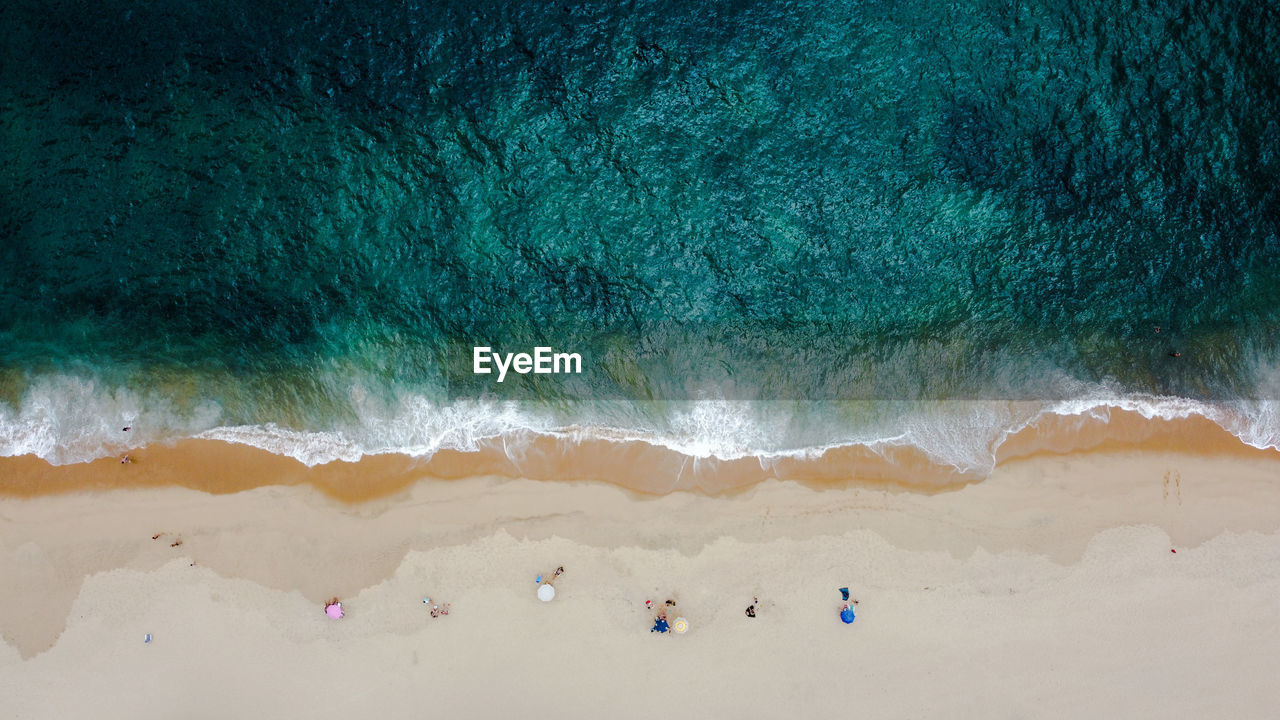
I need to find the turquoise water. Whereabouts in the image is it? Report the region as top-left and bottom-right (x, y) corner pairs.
(2, 0), (1279, 465)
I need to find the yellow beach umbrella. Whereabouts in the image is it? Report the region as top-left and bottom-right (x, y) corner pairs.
(672, 617), (688, 634)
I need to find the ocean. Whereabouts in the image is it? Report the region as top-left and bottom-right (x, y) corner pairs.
(2, 0), (1279, 474)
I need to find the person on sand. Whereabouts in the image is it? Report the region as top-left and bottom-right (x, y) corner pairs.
(324, 597), (343, 619)
(651, 613), (670, 633)
(645, 597), (675, 613)
(120, 454), (132, 464)
(745, 597), (758, 618)
(838, 588), (859, 623)
(554, 566), (564, 578)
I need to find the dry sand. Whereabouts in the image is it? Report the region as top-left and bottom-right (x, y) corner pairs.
(2, 447), (1280, 717)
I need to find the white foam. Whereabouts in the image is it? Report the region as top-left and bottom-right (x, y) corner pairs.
(197, 393), (559, 466)
(4, 373), (1280, 472)
(859, 401), (1042, 474)
(0, 374), (221, 465)
(195, 425), (366, 466)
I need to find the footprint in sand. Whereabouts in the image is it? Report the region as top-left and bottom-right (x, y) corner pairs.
(1162, 470), (1183, 504)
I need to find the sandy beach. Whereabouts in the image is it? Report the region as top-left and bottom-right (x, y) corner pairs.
(6, 0), (1278, 714)
(3, 443), (1280, 718)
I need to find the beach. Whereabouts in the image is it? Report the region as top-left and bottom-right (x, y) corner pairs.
(4, 444), (1279, 718)
(4, 0), (1279, 715)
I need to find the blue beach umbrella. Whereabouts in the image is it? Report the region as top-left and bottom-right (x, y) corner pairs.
(651, 618), (670, 633)
(840, 606), (855, 624)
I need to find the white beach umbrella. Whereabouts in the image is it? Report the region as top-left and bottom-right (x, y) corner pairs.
(672, 617), (688, 634)
(538, 584), (556, 602)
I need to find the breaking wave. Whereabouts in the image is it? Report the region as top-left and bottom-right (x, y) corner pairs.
(4, 373), (1279, 479)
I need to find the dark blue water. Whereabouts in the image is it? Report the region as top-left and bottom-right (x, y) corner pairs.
(2, 0), (1279, 466)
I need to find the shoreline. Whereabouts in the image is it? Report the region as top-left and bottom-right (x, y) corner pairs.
(2, 408), (1278, 500)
